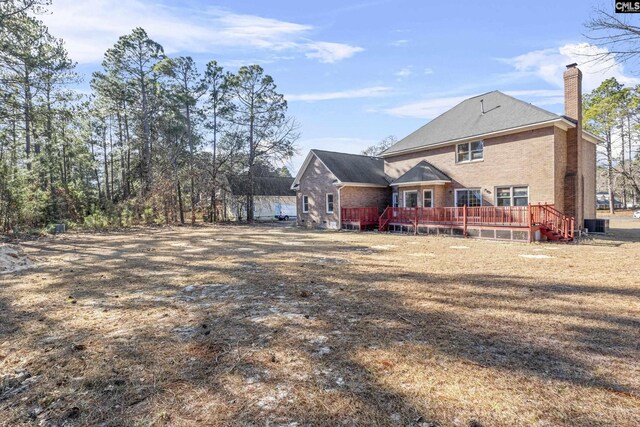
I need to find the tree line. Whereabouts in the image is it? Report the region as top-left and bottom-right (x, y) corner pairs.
(0, 1), (298, 232)
(584, 79), (640, 213)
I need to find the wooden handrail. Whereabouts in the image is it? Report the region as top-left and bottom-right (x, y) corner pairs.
(530, 203), (574, 240)
(376, 203), (573, 240)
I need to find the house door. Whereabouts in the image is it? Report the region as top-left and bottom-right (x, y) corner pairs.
(404, 190), (418, 208)
(392, 193), (398, 208)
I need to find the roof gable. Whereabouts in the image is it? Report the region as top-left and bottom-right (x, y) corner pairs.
(292, 149), (389, 188)
(390, 161), (451, 186)
(382, 91), (566, 156)
(229, 176), (296, 196)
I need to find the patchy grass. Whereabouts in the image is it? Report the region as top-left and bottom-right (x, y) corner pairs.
(1, 221), (639, 426)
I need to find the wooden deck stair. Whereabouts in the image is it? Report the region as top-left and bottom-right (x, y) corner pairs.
(530, 203), (575, 241)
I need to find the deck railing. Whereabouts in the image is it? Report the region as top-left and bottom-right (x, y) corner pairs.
(379, 205), (530, 230)
(336, 204), (574, 240)
(529, 203), (574, 240)
(466, 206), (529, 226)
(340, 207), (380, 223)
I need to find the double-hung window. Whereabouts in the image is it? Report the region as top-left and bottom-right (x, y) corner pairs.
(423, 190), (433, 208)
(455, 189), (482, 207)
(326, 193), (334, 213)
(302, 195), (309, 213)
(456, 140), (484, 163)
(496, 186), (529, 206)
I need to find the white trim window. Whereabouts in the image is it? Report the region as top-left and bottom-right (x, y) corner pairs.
(302, 195), (309, 213)
(496, 186), (529, 206)
(423, 190), (433, 208)
(392, 193), (398, 208)
(456, 140), (484, 163)
(455, 189), (482, 207)
(404, 190), (418, 208)
(326, 193), (334, 213)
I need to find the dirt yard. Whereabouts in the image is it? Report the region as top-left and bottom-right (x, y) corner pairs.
(1, 220), (639, 426)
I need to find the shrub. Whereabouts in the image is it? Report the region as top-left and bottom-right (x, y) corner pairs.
(83, 211), (111, 230)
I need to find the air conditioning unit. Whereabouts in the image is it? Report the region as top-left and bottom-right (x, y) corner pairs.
(584, 219), (609, 234)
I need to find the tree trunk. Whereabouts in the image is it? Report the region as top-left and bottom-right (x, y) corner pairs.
(606, 130), (615, 215)
(139, 64), (151, 195)
(109, 117), (115, 201)
(117, 111), (127, 199)
(123, 108), (132, 197)
(90, 140), (103, 206)
(246, 96), (256, 223)
(102, 126), (111, 204)
(210, 106), (218, 222)
(177, 179), (185, 224)
(186, 104), (196, 225)
(23, 70), (32, 168)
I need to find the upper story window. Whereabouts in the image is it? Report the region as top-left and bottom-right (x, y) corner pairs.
(302, 195), (309, 213)
(326, 193), (334, 213)
(456, 140), (484, 163)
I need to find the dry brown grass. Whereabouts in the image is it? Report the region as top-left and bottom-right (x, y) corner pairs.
(1, 220), (639, 426)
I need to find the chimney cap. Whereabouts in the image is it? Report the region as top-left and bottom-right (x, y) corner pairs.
(566, 63), (578, 69)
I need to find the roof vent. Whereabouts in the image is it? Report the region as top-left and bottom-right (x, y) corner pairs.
(480, 99), (485, 115)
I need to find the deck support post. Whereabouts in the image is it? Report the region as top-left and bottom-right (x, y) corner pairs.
(463, 205), (468, 238)
(528, 203), (533, 243)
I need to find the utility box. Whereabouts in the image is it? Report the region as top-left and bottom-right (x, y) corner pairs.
(584, 219), (609, 234)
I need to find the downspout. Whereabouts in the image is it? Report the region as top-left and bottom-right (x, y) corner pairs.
(337, 185), (342, 230)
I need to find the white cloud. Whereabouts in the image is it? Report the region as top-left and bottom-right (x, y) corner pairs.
(390, 39), (409, 47)
(395, 67), (412, 79)
(424, 67), (434, 75)
(504, 89), (564, 106)
(40, 0), (363, 64)
(383, 95), (471, 119)
(303, 42), (364, 63)
(384, 43), (640, 121)
(502, 42), (640, 92)
(286, 86), (392, 102)
(383, 88), (570, 120)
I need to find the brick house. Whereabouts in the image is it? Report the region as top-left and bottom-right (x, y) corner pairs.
(291, 64), (602, 241)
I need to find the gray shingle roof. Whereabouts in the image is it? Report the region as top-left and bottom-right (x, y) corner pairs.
(229, 176), (296, 196)
(382, 91), (562, 156)
(390, 161), (451, 185)
(312, 149), (389, 186)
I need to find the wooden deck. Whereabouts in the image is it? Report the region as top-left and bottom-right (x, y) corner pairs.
(340, 207), (380, 231)
(341, 204), (574, 241)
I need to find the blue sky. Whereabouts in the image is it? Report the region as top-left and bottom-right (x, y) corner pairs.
(41, 0), (639, 173)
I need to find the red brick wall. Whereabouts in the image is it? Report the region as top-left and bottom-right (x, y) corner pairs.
(583, 140), (597, 219)
(340, 186), (391, 212)
(554, 127), (567, 213)
(296, 155), (340, 229)
(384, 127), (556, 207)
(564, 65), (585, 227)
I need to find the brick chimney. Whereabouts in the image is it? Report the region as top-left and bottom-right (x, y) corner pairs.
(563, 63), (583, 228)
(564, 63), (582, 122)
